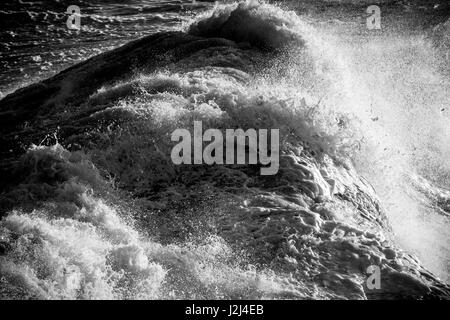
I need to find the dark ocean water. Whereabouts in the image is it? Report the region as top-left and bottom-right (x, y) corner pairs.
(0, 0), (449, 299)
(0, 0), (213, 95)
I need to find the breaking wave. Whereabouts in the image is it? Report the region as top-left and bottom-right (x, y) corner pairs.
(0, 1), (449, 299)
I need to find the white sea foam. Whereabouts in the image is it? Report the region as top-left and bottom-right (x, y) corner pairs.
(1, 1), (449, 299)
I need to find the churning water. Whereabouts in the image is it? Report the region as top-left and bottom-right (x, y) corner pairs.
(0, 0), (449, 299)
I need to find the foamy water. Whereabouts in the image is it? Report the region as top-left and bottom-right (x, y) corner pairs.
(0, 0), (449, 299)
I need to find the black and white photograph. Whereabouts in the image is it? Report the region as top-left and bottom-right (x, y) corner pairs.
(0, 0), (449, 304)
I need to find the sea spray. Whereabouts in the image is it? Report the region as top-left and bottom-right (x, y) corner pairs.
(0, 1), (449, 299)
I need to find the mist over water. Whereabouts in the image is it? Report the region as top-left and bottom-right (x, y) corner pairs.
(278, 11), (450, 281)
(0, 0), (449, 299)
(293, 9), (450, 282)
(194, 0), (450, 281)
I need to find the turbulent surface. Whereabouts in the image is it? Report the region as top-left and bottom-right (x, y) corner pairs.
(0, 1), (449, 299)
(0, 0), (208, 96)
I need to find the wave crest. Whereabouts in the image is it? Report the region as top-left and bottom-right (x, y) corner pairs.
(188, 1), (303, 49)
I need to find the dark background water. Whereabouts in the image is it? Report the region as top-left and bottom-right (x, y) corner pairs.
(0, 0), (213, 95)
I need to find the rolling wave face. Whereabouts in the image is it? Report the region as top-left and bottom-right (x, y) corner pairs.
(0, 1), (449, 299)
